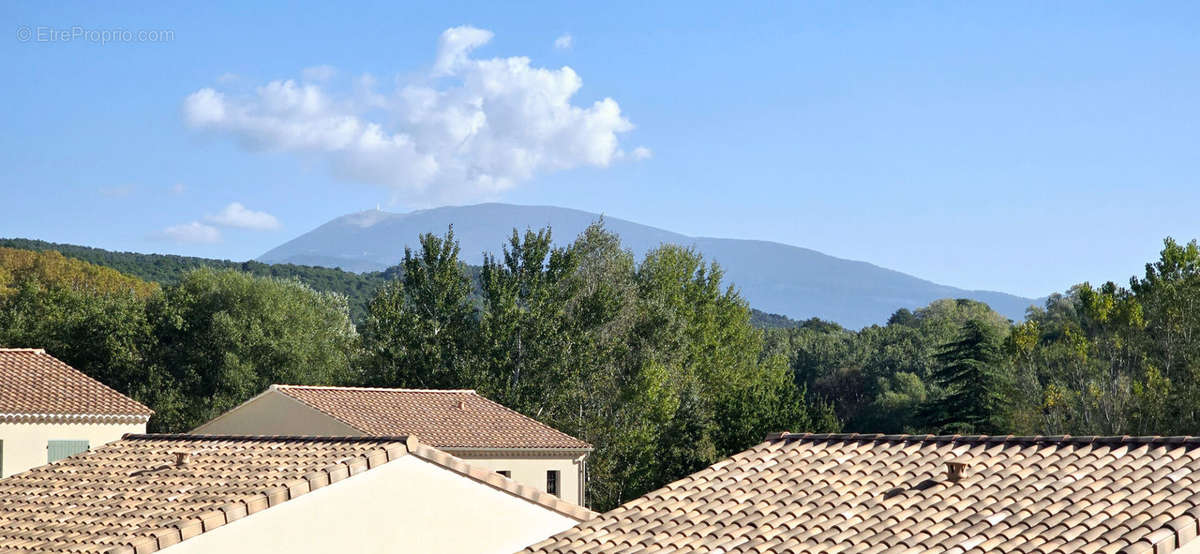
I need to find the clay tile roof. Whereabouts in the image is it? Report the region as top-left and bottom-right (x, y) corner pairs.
(271, 385), (591, 450)
(523, 433), (1200, 554)
(0, 433), (593, 553)
(0, 348), (152, 420)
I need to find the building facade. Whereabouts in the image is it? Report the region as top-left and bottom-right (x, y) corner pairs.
(0, 348), (151, 477)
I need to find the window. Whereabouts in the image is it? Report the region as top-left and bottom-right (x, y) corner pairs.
(497, 470), (511, 478)
(547, 470), (560, 497)
(47, 440), (89, 463)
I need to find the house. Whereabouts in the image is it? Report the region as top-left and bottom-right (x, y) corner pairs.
(0, 348), (152, 477)
(525, 433), (1200, 553)
(0, 433), (594, 553)
(191, 385), (593, 506)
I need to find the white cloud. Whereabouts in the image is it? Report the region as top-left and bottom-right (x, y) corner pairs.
(206, 202), (281, 230)
(554, 33), (573, 50)
(432, 26), (494, 76)
(155, 222), (221, 244)
(631, 146), (652, 160)
(182, 88), (226, 126)
(217, 72), (239, 84)
(183, 25), (647, 204)
(302, 65), (336, 82)
(169, 183), (186, 195)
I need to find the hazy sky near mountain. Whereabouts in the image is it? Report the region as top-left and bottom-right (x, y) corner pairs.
(2, 2), (1198, 298)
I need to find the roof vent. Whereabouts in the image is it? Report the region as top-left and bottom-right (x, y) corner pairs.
(173, 451), (192, 468)
(945, 459), (971, 482)
(458, 399), (467, 410)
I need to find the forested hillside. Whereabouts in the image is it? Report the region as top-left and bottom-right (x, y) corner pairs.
(0, 238), (395, 322)
(5, 230), (1200, 511)
(0, 237), (777, 327)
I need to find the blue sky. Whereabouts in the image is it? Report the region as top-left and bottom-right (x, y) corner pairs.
(2, 2), (1197, 299)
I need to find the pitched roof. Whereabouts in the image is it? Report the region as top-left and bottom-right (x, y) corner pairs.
(270, 385), (591, 450)
(524, 433), (1200, 554)
(0, 348), (152, 420)
(0, 433), (594, 554)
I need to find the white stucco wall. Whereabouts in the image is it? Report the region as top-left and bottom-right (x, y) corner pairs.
(190, 391), (363, 436)
(448, 452), (586, 507)
(0, 420), (145, 477)
(164, 455), (582, 554)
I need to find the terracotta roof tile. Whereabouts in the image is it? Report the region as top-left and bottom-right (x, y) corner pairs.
(0, 348), (151, 419)
(0, 433), (593, 553)
(523, 434), (1200, 554)
(271, 385), (591, 450)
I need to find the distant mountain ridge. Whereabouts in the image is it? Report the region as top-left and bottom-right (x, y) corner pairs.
(259, 203), (1039, 328)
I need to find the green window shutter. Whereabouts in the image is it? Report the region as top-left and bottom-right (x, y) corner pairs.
(47, 440), (89, 463)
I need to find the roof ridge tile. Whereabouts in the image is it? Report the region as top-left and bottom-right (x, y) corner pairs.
(765, 432), (1200, 448)
(94, 437), (417, 554)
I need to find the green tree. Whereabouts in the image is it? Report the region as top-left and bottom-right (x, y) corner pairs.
(360, 227), (477, 389)
(0, 281), (159, 408)
(921, 319), (1008, 434)
(0, 250), (161, 410)
(1131, 238), (1200, 428)
(149, 268), (358, 431)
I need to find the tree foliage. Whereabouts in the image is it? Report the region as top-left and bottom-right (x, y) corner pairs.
(921, 319), (1007, 433)
(359, 223), (831, 510)
(11, 232), (1200, 513)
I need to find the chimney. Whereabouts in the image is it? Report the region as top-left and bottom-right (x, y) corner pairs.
(173, 451), (192, 468)
(945, 459), (971, 482)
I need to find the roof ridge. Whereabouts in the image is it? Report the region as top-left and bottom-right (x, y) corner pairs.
(102, 435), (592, 554)
(127, 433), (417, 443)
(272, 384), (478, 394)
(0, 347), (46, 353)
(104, 437), (415, 554)
(766, 432), (1200, 446)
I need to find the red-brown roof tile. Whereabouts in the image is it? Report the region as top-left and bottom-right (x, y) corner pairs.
(272, 385), (591, 450)
(0, 348), (152, 419)
(523, 433), (1200, 554)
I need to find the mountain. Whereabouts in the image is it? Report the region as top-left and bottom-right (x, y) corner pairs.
(259, 204), (1039, 328)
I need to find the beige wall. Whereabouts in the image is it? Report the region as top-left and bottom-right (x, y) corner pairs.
(165, 455), (582, 554)
(0, 420), (145, 478)
(448, 452), (586, 507)
(1178, 537), (1200, 554)
(191, 391), (363, 436)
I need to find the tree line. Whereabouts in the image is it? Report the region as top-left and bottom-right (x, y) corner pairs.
(5, 232), (1200, 510)
(0, 226), (832, 511)
(766, 238), (1200, 438)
